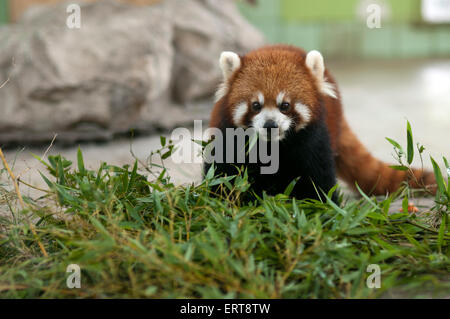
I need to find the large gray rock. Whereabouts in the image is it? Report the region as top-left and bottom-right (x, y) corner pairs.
(0, 0), (264, 144)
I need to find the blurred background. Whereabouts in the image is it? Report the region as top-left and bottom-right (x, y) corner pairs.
(240, 0), (450, 59)
(0, 0), (449, 192)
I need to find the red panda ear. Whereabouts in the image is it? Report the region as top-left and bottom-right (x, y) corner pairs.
(305, 50), (337, 99)
(219, 51), (241, 81)
(305, 50), (325, 81)
(215, 52), (241, 102)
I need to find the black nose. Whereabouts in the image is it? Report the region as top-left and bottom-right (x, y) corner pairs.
(263, 120), (278, 129)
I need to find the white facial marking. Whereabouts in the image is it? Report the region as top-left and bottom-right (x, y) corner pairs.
(215, 82), (228, 102)
(252, 108), (292, 141)
(276, 91), (285, 106)
(232, 102), (248, 126)
(257, 92), (264, 105)
(321, 80), (337, 99)
(258, 92), (264, 105)
(295, 102), (312, 130)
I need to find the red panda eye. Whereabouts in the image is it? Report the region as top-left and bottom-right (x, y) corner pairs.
(252, 102), (262, 112)
(280, 102), (290, 112)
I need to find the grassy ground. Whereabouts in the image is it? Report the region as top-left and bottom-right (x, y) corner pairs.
(0, 126), (449, 298)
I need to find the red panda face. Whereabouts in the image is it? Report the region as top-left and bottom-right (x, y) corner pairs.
(216, 46), (337, 141)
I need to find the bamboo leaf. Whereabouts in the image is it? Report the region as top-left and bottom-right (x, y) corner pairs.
(385, 137), (403, 152)
(406, 121), (414, 164)
(430, 156), (446, 195)
(77, 147), (86, 175)
(437, 212), (447, 253)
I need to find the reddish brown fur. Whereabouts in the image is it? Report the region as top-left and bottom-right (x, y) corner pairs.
(209, 45), (436, 195)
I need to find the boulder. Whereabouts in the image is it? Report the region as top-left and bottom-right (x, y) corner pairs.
(0, 0), (265, 145)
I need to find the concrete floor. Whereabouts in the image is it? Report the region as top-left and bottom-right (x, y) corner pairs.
(329, 59), (450, 167)
(1, 59), (450, 200)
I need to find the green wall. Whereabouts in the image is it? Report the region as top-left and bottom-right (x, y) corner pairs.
(0, 0), (8, 25)
(281, 0), (421, 22)
(238, 0), (450, 59)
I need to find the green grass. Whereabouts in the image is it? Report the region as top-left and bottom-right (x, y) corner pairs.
(0, 124), (449, 298)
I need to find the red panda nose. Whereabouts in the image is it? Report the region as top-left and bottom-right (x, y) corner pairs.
(263, 120), (278, 129)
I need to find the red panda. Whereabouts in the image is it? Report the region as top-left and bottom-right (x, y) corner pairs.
(205, 45), (436, 200)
